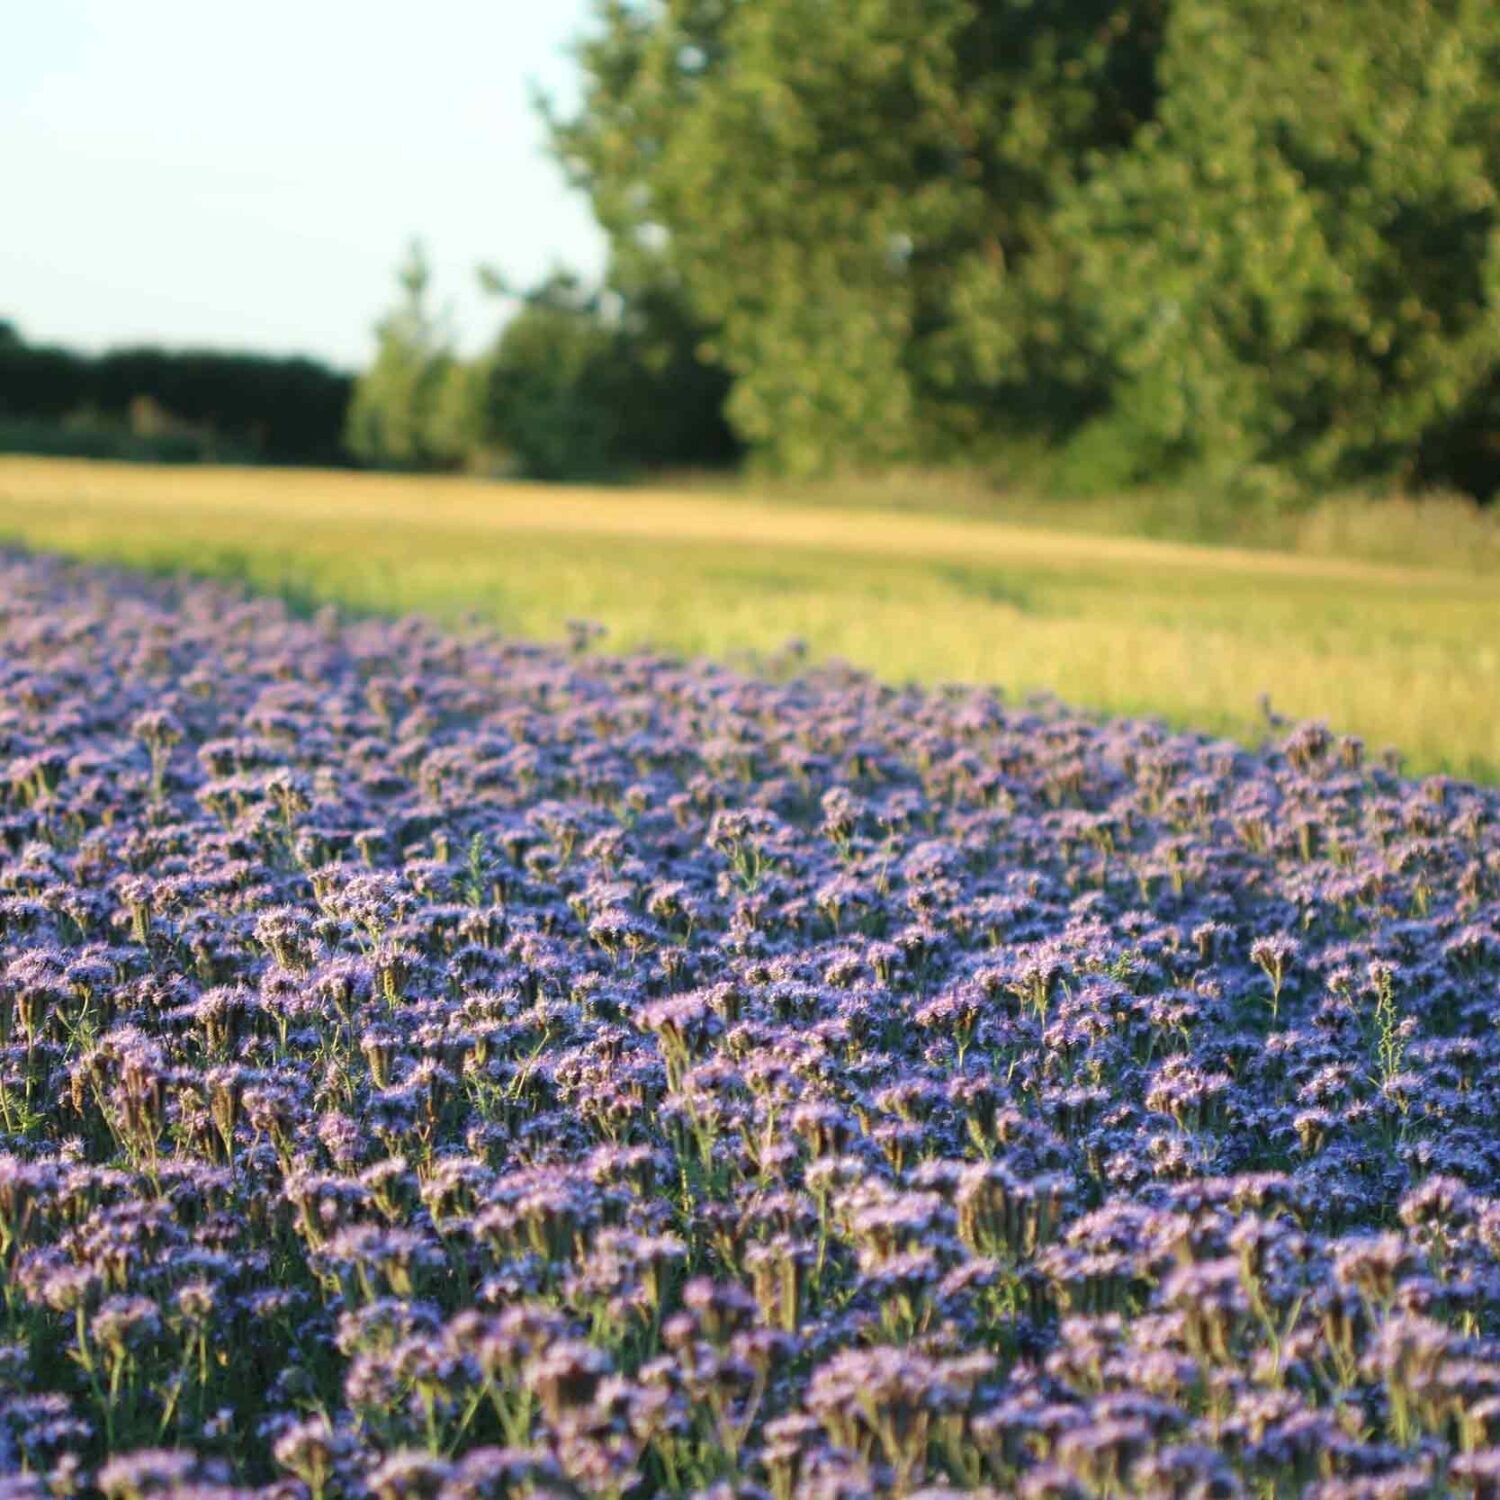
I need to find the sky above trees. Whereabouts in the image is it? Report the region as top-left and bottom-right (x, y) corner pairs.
(1, 0), (607, 366)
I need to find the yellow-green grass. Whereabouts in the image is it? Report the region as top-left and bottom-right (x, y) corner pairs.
(1, 456), (1497, 780)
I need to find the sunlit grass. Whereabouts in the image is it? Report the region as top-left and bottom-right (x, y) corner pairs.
(2, 455), (1498, 779)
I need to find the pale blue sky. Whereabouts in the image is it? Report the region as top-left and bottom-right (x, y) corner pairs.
(1, 1), (608, 367)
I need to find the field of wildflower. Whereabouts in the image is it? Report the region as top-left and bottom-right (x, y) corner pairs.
(5, 547), (1500, 1499)
(2, 457), (1499, 781)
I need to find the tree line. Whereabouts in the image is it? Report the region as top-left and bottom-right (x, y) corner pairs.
(535, 0), (1500, 498)
(0, 257), (740, 481)
(0, 321), (352, 467)
(350, 0), (1500, 498)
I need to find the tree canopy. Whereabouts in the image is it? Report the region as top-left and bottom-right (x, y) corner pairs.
(547, 0), (1500, 493)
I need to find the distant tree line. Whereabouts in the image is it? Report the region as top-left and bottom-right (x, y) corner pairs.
(0, 321), (352, 466)
(342, 246), (741, 480)
(535, 0), (1500, 499)
(0, 264), (741, 481)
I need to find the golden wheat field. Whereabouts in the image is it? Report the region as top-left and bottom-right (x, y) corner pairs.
(1, 456), (1497, 778)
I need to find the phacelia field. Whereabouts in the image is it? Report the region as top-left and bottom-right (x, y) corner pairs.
(3, 553), (1500, 1500)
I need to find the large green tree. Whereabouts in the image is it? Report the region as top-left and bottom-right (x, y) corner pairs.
(547, 0), (1163, 474)
(549, 0), (1500, 493)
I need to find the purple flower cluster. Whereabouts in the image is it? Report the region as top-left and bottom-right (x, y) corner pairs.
(2, 551), (1500, 1498)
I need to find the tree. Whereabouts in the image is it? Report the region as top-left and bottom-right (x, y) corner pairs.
(1054, 0), (1500, 488)
(424, 360), (490, 471)
(345, 242), (457, 468)
(481, 272), (624, 479)
(548, 0), (1500, 496)
(546, 0), (1165, 474)
(0, 323), (352, 465)
(477, 266), (738, 480)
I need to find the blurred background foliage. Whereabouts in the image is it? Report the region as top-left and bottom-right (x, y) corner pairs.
(548, 0), (1500, 496)
(0, 319), (351, 467)
(3, 0), (1499, 506)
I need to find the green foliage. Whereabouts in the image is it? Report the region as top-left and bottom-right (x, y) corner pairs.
(479, 267), (738, 480)
(0, 323), (351, 465)
(1056, 0), (1500, 488)
(547, 0), (1165, 475)
(0, 416), (219, 465)
(549, 0), (1500, 494)
(481, 274), (625, 479)
(345, 243), (458, 469)
(424, 359), (491, 470)
(340, 242), (736, 480)
(609, 266), (743, 471)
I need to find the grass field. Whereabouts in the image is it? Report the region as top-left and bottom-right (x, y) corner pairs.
(1, 455), (1497, 779)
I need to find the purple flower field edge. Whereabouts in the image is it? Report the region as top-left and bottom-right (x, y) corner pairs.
(2, 550), (1500, 1500)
